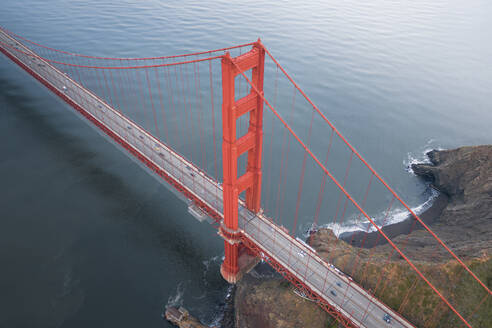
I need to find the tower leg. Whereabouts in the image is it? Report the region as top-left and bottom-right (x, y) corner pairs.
(220, 242), (240, 284)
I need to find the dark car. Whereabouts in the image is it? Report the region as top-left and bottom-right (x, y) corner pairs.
(383, 313), (392, 324)
(185, 166), (195, 177)
(330, 290), (337, 297)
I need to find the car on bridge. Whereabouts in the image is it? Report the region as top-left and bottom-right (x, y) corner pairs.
(185, 165), (195, 177)
(383, 313), (392, 324)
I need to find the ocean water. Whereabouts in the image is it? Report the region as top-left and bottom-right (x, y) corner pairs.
(1, 1), (491, 327)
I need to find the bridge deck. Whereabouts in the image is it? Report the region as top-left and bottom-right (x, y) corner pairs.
(0, 29), (414, 328)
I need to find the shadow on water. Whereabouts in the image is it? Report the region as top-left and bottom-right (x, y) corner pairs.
(0, 72), (216, 263)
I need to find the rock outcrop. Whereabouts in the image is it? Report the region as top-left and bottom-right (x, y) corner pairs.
(165, 306), (213, 328)
(409, 145), (492, 258)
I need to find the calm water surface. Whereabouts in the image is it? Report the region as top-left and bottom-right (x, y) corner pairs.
(1, 1), (491, 327)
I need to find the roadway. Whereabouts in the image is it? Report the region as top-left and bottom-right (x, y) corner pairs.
(0, 29), (414, 328)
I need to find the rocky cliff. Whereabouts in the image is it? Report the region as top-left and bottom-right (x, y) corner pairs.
(410, 145), (492, 258)
(232, 146), (492, 328)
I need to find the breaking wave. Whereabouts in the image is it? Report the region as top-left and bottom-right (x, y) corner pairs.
(300, 141), (444, 239)
(166, 282), (185, 308)
(318, 188), (439, 237)
(202, 255), (221, 273)
(404, 139), (444, 174)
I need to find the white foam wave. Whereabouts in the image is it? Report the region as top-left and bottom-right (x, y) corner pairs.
(201, 255), (222, 288)
(202, 255), (220, 272)
(381, 188), (438, 227)
(299, 141), (443, 239)
(166, 282), (185, 308)
(317, 188), (439, 238)
(404, 139), (444, 174)
(321, 221), (367, 238)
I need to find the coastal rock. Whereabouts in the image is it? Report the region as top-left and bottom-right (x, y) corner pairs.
(165, 306), (212, 328)
(409, 145), (492, 258)
(412, 146), (492, 204)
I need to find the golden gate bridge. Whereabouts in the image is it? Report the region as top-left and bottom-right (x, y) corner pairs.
(0, 27), (489, 328)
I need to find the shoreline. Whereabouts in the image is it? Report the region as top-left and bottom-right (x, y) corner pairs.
(339, 192), (448, 248)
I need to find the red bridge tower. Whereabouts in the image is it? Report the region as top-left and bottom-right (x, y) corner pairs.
(219, 41), (265, 283)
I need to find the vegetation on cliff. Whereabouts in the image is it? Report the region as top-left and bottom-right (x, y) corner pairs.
(234, 273), (337, 328)
(310, 228), (491, 327)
